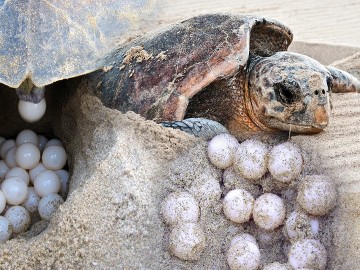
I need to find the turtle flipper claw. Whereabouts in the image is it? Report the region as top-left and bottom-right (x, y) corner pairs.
(161, 118), (228, 140)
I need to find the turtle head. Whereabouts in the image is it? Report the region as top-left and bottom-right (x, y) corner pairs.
(248, 52), (332, 134)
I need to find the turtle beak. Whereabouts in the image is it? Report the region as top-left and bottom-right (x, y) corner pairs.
(313, 105), (329, 128)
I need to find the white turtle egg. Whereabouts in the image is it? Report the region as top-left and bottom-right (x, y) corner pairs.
(21, 187), (41, 213)
(223, 189), (254, 223)
(37, 135), (48, 152)
(38, 193), (64, 220)
(0, 216), (12, 242)
(263, 262), (292, 270)
(34, 170), (61, 197)
(6, 167), (30, 185)
(285, 211), (315, 242)
(207, 133), (240, 169)
(234, 139), (269, 180)
(297, 175), (337, 216)
(16, 129), (39, 146)
(42, 145), (67, 170)
(227, 233), (261, 270)
(29, 162), (47, 184)
(268, 142), (303, 183)
(288, 239), (327, 270)
(18, 98), (46, 123)
(1, 177), (28, 205)
(16, 142), (40, 170)
(45, 139), (63, 148)
(161, 192), (199, 226)
(55, 169), (70, 198)
(0, 160), (9, 180)
(4, 206), (30, 234)
(169, 223), (206, 261)
(253, 193), (286, 230)
(0, 190), (6, 213)
(5, 146), (18, 168)
(230, 233), (257, 246)
(0, 139), (15, 159)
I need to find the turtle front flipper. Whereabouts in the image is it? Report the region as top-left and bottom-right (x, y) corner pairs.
(327, 66), (360, 93)
(161, 118), (228, 140)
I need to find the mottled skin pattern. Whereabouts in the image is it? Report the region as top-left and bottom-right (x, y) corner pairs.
(88, 14), (360, 140)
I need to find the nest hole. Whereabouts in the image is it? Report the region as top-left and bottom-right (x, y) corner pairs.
(0, 78), (84, 239)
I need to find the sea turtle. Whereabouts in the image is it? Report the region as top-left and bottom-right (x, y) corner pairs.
(84, 13), (360, 140)
(1, 11), (359, 140)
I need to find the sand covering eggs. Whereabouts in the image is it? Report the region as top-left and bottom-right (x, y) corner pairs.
(0, 130), (69, 242)
(203, 135), (337, 269)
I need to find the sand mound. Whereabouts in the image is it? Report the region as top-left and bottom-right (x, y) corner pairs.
(0, 52), (358, 269)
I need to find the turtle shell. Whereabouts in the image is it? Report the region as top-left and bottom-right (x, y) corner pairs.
(93, 13), (293, 125)
(0, 0), (158, 88)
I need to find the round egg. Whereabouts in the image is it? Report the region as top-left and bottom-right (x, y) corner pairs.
(55, 169), (70, 199)
(207, 133), (239, 169)
(161, 192), (199, 226)
(189, 175), (221, 207)
(4, 206), (31, 234)
(227, 233), (261, 270)
(16, 143), (40, 170)
(233, 139), (269, 180)
(288, 239), (327, 270)
(42, 145), (67, 170)
(21, 187), (41, 213)
(169, 223), (206, 261)
(268, 142), (303, 183)
(5, 146), (18, 168)
(230, 233), (257, 246)
(297, 175), (337, 216)
(223, 189), (254, 223)
(1, 177), (28, 205)
(18, 98), (46, 123)
(6, 167), (30, 185)
(45, 139), (63, 148)
(0, 216), (12, 242)
(38, 193), (64, 220)
(0, 160), (9, 180)
(16, 129), (39, 146)
(29, 163), (47, 184)
(285, 211), (317, 242)
(0, 190), (6, 213)
(0, 139), (15, 159)
(253, 193), (286, 230)
(34, 170), (61, 197)
(37, 135), (48, 152)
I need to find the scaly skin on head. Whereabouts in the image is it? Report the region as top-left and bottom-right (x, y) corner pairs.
(16, 78), (45, 104)
(247, 52), (334, 134)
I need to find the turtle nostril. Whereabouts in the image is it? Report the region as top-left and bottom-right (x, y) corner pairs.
(322, 89), (326, 94)
(314, 90), (319, 95)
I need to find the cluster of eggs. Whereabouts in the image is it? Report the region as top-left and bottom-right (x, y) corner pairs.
(211, 134), (335, 270)
(162, 133), (337, 270)
(0, 130), (69, 242)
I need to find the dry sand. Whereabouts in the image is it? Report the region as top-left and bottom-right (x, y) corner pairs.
(0, 2), (360, 270)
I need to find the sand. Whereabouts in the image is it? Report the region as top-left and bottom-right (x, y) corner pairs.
(0, 2), (360, 270)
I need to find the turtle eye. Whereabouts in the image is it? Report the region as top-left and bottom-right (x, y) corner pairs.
(326, 77), (333, 92)
(273, 81), (300, 105)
